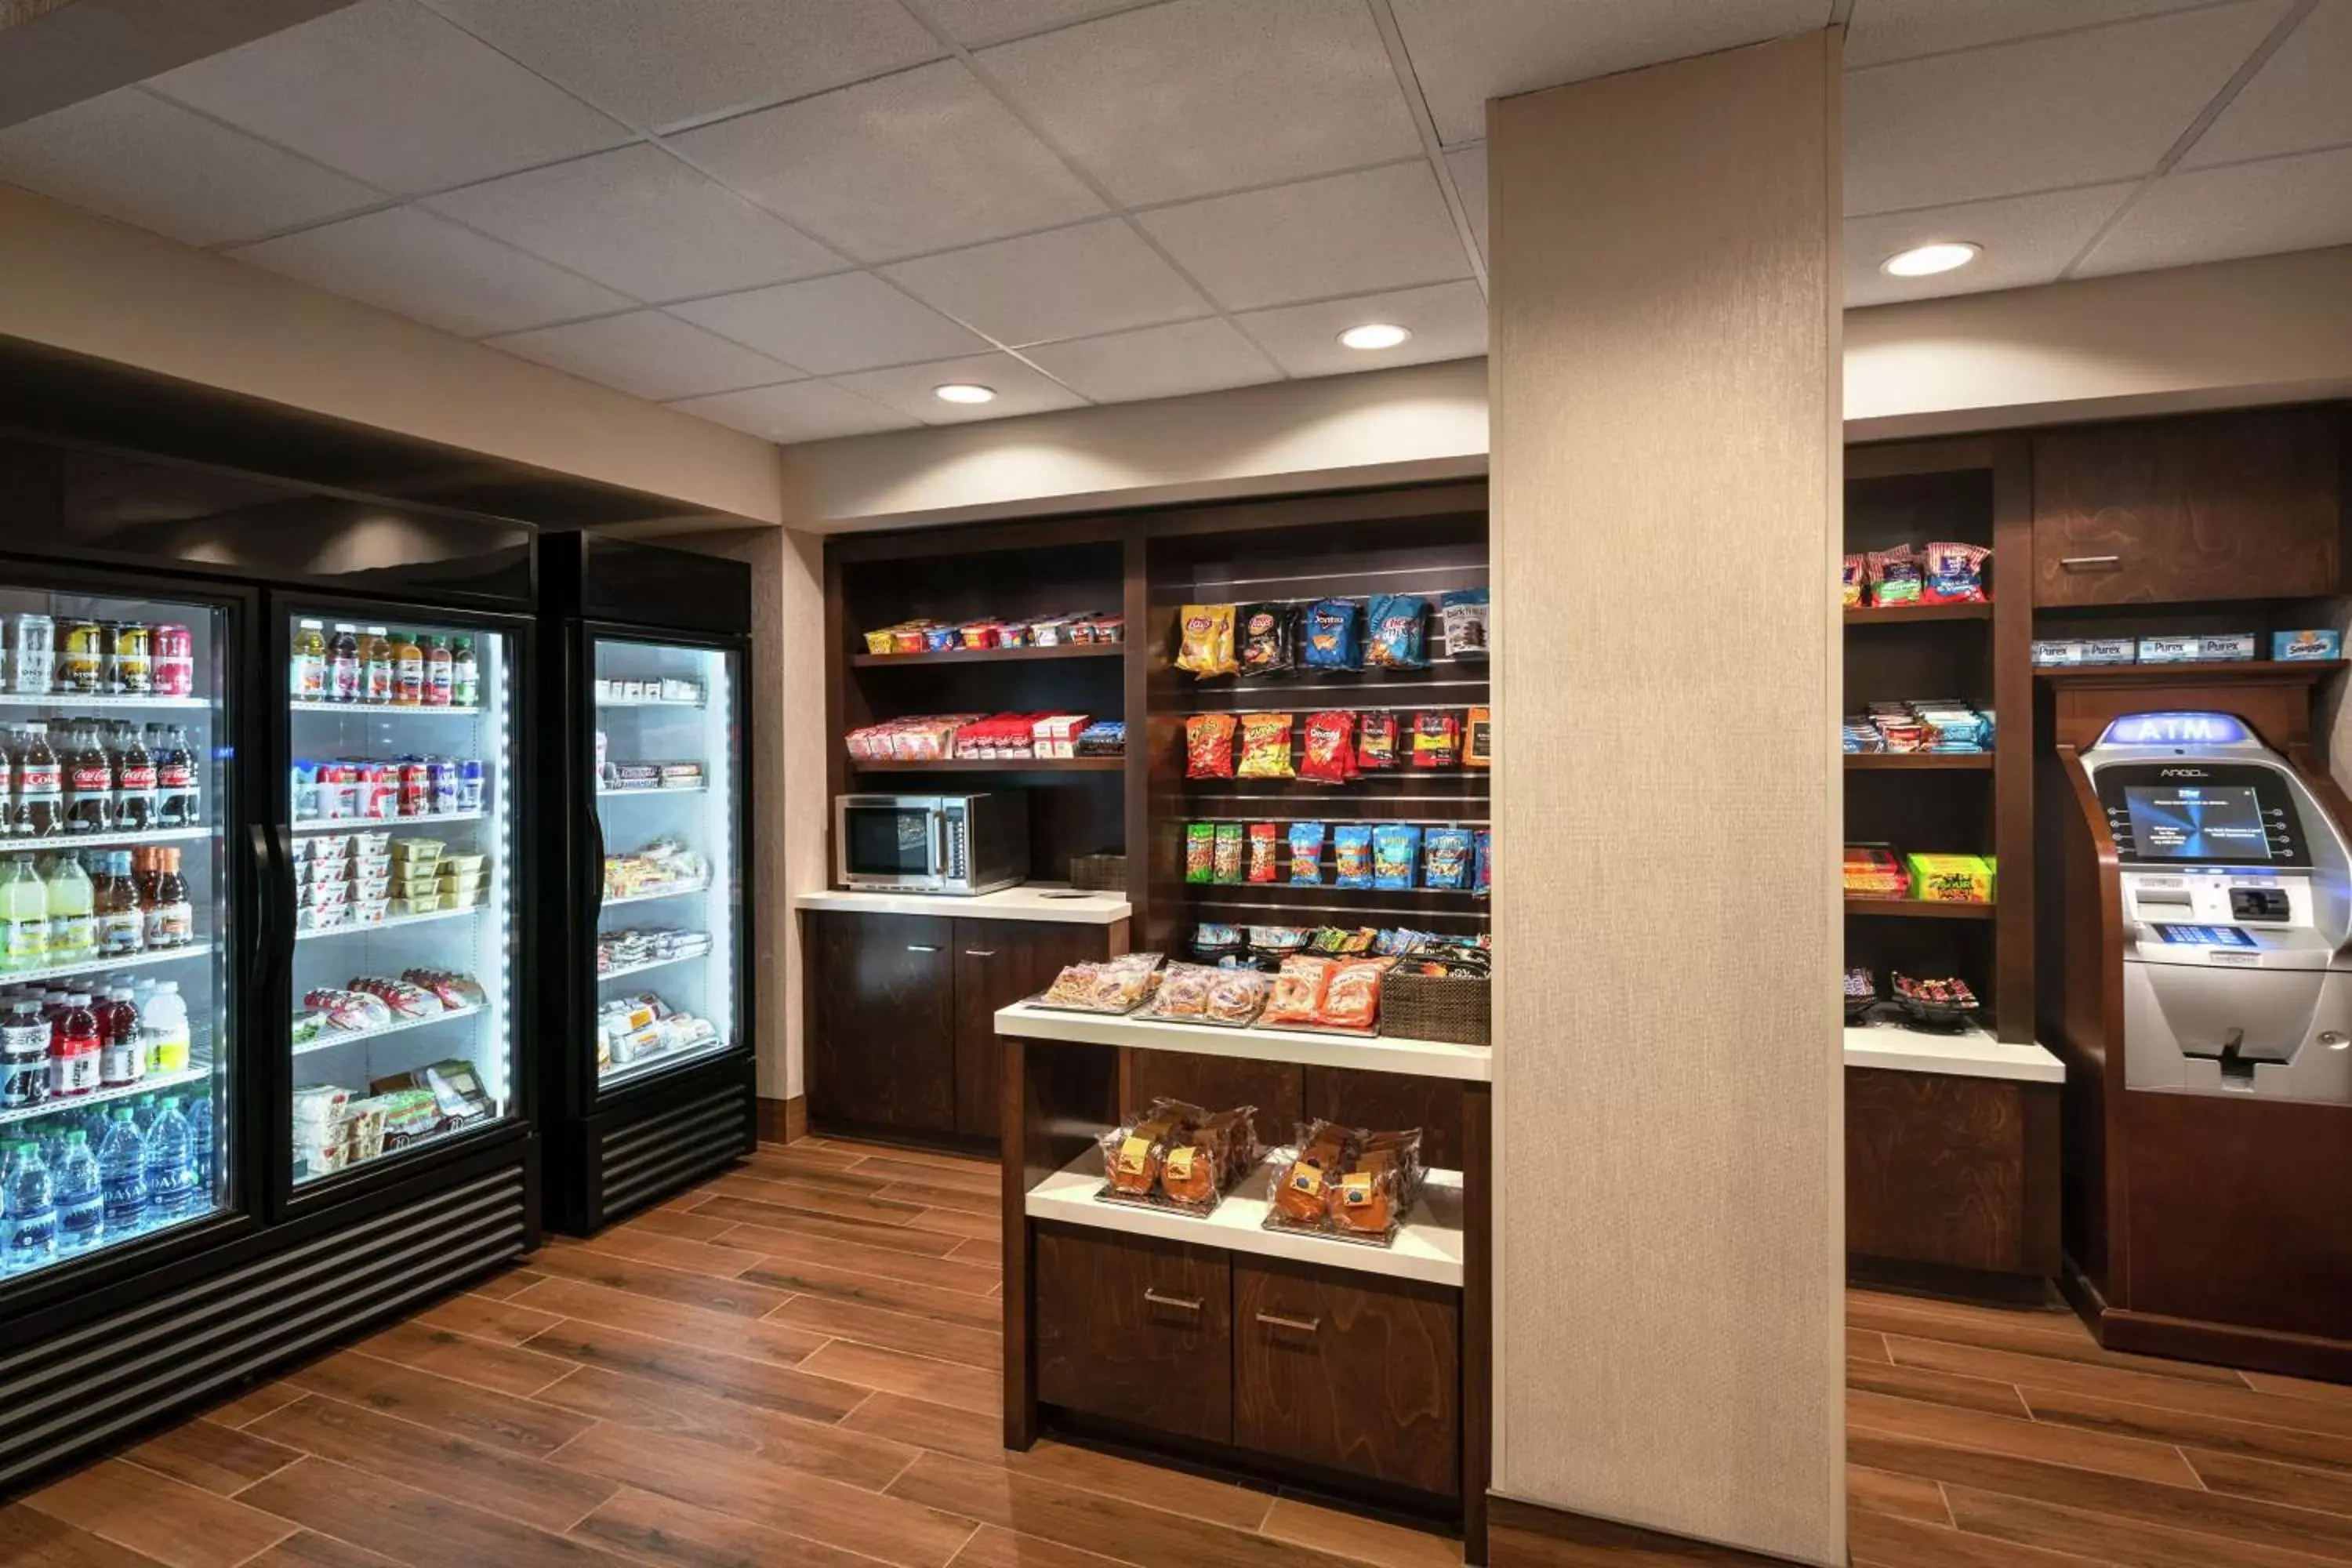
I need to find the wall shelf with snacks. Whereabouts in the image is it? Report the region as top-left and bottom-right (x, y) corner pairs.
(1846, 896), (1995, 920)
(1844, 753), (1994, 771)
(849, 643), (1124, 668)
(1843, 601), (1993, 625)
(848, 757), (1125, 774)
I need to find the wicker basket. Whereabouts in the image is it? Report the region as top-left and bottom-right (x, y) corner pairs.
(1069, 853), (1127, 892)
(1381, 971), (1490, 1047)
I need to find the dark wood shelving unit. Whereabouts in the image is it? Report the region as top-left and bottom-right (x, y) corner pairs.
(848, 756), (1125, 773)
(849, 643), (1126, 667)
(1845, 752), (1994, 771)
(1846, 897), (1996, 920)
(1844, 601), (1994, 625)
(2035, 658), (2346, 688)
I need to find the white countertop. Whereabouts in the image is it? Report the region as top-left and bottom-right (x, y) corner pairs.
(793, 884), (1132, 924)
(1027, 1150), (1465, 1288)
(1843, 1023), (2065, 1084)
(995, 1002), (1492, 1082)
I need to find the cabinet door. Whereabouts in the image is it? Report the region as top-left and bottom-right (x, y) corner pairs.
(1034, 1225), (1232, 1445)
(1233, 1259), (1459, 1497)
(808, 913), (956, 1134)
(2032, 408), (2341, 605)
(952, 920), (1109, 1138)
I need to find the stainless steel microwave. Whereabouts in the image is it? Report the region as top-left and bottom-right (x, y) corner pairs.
(834, 792), (1029, 895)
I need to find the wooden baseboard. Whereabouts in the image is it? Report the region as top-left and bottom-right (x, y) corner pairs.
(1488, 1496), (1806, 1566)
(756, 1095), (807, 1146)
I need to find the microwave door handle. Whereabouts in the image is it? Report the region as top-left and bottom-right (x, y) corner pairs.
(928, 812), (946, 884)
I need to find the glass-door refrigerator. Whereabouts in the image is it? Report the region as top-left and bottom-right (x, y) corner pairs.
(540, 535), (753, 1233)
(0, 569), (250, 1296)
(270, 603), (531, 1210)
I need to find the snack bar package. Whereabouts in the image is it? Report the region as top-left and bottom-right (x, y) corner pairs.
(1237, 604), (1294, 677)
(1422, 826), (1472, 891)
(1298, 710), (1358, 785)
(1174, 604), (1239, 678)
(1363, 595), (1431, 670)
(1272, 1120), (1357, 1225)
(1246, 822), (1279, 884)
(1334, 825), (1374, 888)
(1159, 1107), (1260, 1212)
(1301, 599), (1362, 670)
(1329, 1128), (1425, 1240)
(1308, 927), (1377, 956)
(1356, 710), (1400, 770)
(1474, 829), (1494, 893)
(1371, 823), (1422, 890)
(1185, 713), (1238, 779)
(1867, 546), (1922, 606)
(1185, 822), (1214, 884)
(1842, 554), (1866, 609)
(1263, 954), (1338, 1027)
(1102, 1100), (1204, 1196)
(1921, 541), (1991, 604)
(1288, 822), (1326, 885)
(1317, 957), (1389, 1032)
(1235, 713), (1295, 778)
(1212, 822), (1244, 884)
(1410, 710), (1461, 768)
(1464, 707), (1493, 768)
(1439, 588), (1490, 659)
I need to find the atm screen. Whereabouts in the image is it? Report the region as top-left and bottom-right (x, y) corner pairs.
(2123, 784), (2272, 861)
(2153, 924), (2257, 947)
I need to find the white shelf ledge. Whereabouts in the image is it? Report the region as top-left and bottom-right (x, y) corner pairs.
(2, 942), (211, 986)
(292, 1003), (485, 1058)
(296, 906), (481, 941)
(292, 808), (484, 834)
(1842, 1023), (2064, 1084)
(0, 1058), (212, 1127)
(994, 1001), (1490, 1082)
(289, 702), (481, 716)
(1026, 1149), (1465, 1288)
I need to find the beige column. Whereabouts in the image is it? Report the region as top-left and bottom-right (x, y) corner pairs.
(1488, 31), (1846, 1566)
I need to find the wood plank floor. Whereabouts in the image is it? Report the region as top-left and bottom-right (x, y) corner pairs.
(7, 1138), (2350, 1568)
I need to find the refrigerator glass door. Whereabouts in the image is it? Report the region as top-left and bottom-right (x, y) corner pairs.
(0, 586), (233, 1278)
(286, 615), (518, 1186)
(591, 638), (739, 1090)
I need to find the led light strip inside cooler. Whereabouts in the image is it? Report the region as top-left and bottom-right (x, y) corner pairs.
(486, 635), (511, 1116)
(708, 651), (735, 1055)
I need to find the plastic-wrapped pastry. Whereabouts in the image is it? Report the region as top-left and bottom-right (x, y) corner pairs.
(1158, 1106), (1258, 1211)
(1141, 963), (1218, 1022)
(1328, 1127), (1425, 1239)
(1101, 1101), (1204, 1196)
(1036, 952), (1163, 1013)
(1203, 967), (1271, 1025)
(1272, 1120), (1356, 1224)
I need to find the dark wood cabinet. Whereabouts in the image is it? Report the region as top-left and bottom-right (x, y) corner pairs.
(1034, 1225), (1232, 1445)
(807, 912), (956, 1134)
(1845, 1066), (2060, 1279)
(2031, 407), (2342, 605)
(952, 919), (1110, 1139)
(1233, 1259), (1460, 1497)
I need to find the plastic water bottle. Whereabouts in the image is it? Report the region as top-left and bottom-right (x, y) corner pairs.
(187, 1094), (212, 1197)
(144, 1097), (195, 1222)
(3, 1140), (56, 1272)
(98, 1108), (146, 1235)
(53, 1129), (101, 1251)
(132, 1091), (157, 1134)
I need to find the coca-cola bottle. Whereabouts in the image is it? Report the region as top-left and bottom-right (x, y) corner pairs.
(13, 724), (61, 839)
(152, 725), (197, 831)
(0, 726), (15, 838)
(113, 723), (155, 834)
(63, 721), (110, 837)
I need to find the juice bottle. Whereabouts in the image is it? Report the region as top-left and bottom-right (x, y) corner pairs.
(292, 619), (327, 700)
(143, 849), (192, 950)
(423, 636), (453, 708)
(327, 624), (361, 705)
(450, 637), (479, 708)
(142, 982), (190, 1076)
(94, 851), (141, 957)
(390, 631), (423, 707)
(42, 853), (93, 962)
(360, 626), (394, 706)
(98, 987), (141, 1090)
(0, 856), (46, 971)
(47, 993), (98, 1099)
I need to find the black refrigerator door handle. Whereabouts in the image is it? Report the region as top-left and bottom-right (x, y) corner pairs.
(586, 802), (607, 916)
(247, 824), (279, 998)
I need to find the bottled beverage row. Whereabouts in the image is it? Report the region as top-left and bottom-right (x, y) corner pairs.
(1, 850), (195, 972)
(3, 978), (195, 1107)
(5, 614), (196, 699)
(293, 622), (479, 708)
(5, 720), (201, 839)
(3, 1091), (211, 1275)
(292, 756), (485, 824)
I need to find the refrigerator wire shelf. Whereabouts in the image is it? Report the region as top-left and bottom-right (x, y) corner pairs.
(596, 949), (710, 983)
(0, 692), (209, 711)
(598, 1034), (731, 1089)
(291, 808), (486, 835)
(295, 906), (482, 942)
(1, 942), (212, 988)
(601, 880), (711, 909)
(292, 1003), (485, 1058)
(289, 701), (482, 717)
(15, 825), (213, 852)
(0, 1054), (214, 1127)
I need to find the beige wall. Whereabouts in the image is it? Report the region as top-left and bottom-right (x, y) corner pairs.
(1489, 32), (1845, 1564)
(0, 184), (784, 524)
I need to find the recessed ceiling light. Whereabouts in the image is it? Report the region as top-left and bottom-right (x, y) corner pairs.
(1338, 322), (1411, 350)
(1881, 242), (1980, 278)
(934, 383), (996, 405)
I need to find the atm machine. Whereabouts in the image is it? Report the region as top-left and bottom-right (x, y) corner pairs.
(2045, 695), (2352, 1381)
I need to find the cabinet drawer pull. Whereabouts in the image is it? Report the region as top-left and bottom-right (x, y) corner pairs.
(2060, 554), (2122, 570)
(1143, 1289), (1203, 1312)
(1254, 1311), (1320, 1334)
(906, 944), (941, 953)
(963, 949), (997, 958)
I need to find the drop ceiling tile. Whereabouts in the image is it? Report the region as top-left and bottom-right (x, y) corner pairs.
(2181, 0), (2352, 167)
(419, 0), (942, 132)
(1390, 0), (1828, 147)
(1023, 318), (1280, 402)
(1845, 184), (2137, 307)
(424, 145), (842, 303)
(670, 60), (1105, 263)
(1233, 280), (1486, 379)
(1845, 2), (2289, 214)
(831, 352), (1089, 423)
(668, 380), (918, 442)
(1846, 0), (2203, 67)
(1445, 145), (1488, 261)
(670, 271), (988, 374)
(148, 0), (630, 196)
(923, 0), (1145, 47)
(2076, 144), (2352, 275)
(978, 0), (1421, 205)
(229, 206), (633, 337)
(485, 310), (802, 401)
(1137, 162), (1470, 312)
(0, 88), (379, 248)
(880, 220), (1210, 346)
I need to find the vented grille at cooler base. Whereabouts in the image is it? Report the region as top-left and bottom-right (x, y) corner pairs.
(0, 1161), (528, 1492)
(596, 1078), (752, 1222)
